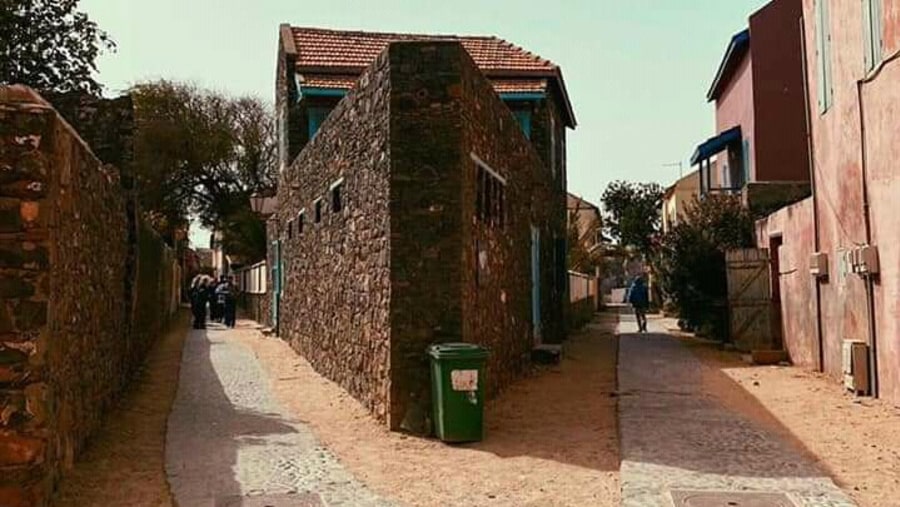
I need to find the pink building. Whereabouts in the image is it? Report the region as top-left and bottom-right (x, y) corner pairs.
(758, 0), (900, 404)
(691, 0), (810, 197)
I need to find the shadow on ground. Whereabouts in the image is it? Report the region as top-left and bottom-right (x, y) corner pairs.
(165, 324), (302, 505)
(469, 315), (620, 472)
(615, 312), (854, 506)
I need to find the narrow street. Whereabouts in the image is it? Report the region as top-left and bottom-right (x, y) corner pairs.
(164, 322), (388, 507)
(616, 310), (855, 507)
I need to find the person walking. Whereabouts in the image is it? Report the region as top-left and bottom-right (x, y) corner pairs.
(216, 276), (237, 328)
(189, 275), (209, 330)
(628, 275), (650, 333)
(207, 278), (221, 322)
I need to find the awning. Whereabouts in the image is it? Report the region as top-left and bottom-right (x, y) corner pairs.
(690, 126), (742, 165)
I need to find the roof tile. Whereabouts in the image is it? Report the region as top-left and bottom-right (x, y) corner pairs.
(291, 27), (558, 74)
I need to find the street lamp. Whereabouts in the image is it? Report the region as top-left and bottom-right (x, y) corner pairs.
(250, 193), (267, 214)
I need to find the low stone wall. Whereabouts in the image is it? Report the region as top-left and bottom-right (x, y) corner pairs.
(0, 86), (177, 506)
(238, 292), (270, 326)
(567, 298), (596, 331)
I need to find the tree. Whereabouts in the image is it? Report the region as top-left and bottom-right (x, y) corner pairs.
(601, 181), (664, 259)
(656, 195), (754, 339)
(131, 81), (277, 260)
(0, 0), (115, 95)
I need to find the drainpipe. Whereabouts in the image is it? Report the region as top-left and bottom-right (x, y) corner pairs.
(855, 49), (900, 398)
(799, 18), (825, 373)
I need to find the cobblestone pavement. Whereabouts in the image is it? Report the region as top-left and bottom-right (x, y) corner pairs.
(165, 322), (390, 507)
(616, 310), (856, 507)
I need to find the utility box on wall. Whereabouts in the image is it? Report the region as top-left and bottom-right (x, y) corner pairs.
(842, 340), (870, 395)
(850, 245), (879, 276)
(809, 252), (828, 278)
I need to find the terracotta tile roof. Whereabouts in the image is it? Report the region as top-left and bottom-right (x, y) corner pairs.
(300, 73), (548, 95)
(284, 26), (576, 127)
(291, 27), (558, 75)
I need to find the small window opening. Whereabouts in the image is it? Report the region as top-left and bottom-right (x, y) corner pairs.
(314, 199), (323, 223)
(473, 155), (507, 229)
(330, 179), (344, 213)
(297, 209), (306, 235)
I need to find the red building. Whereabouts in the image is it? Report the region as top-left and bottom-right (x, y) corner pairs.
(758, 0), (900, 404)
(691, 0), (810, 199)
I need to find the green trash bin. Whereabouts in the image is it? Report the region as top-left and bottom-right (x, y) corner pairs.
(428, 343), (489, 443)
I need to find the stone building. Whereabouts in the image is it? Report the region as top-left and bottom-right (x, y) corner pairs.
(272, 27), (576, 432)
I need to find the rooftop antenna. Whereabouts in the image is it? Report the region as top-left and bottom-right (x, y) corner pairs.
(663, 161), (684, 178)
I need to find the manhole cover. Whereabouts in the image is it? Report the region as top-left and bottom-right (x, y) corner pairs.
(671, 490), (797, 507)
(216, 492), (324, 507)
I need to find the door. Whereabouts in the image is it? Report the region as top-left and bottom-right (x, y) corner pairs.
(531, 225), (541, 344)
(726, 248), (775, 352)
(271, 239), (282, 332)
(768, 237), (785, 351)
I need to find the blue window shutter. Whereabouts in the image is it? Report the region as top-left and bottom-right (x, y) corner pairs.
(743, 139), (751, 185)
(824, 0), (833, 111)
(513, 110), (532, 138)
(864, 0), (873, 72)
(816, 0), (826, 112)
(308, 107), (329, 139)
(816, 0), (834, 114)
(874, 0), (884, 64)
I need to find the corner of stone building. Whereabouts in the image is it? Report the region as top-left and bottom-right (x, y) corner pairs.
(384, 40), (469, 434)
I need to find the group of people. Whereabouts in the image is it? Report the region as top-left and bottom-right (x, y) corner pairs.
(189, 274), (238, 330)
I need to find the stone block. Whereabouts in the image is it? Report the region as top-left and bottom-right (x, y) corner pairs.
(0, 242), (49, 271)
(0, 198), (22, 233)
(0, 432), (45, 466)
(0, 276), (35, 299)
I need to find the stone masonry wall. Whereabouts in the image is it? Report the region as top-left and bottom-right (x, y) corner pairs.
(387, 43), (466, 432)
(458, 44), (567, 394)
(0, 87), (128, 506)
(0, 87), (177, 506)
(276, 53), (393, 423)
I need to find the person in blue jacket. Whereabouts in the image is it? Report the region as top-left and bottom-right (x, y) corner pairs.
(627, 275), (650, 333)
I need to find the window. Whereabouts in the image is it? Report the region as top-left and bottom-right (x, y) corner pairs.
(472, 153), (507, 229)
(308, 107), (330, 139)
(863, 0), (883, 72)
(314, 198), (323, 223)
(513, 109), (532, 139)
(287, 219), (294, 239)
(330, 179), (344, 213)
(297, 209), (306, 235)
(816, 0), (834, 113)
(550, 115), (557, 176)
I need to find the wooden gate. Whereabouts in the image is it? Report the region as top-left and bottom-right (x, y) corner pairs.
(726, 248), (776, 352)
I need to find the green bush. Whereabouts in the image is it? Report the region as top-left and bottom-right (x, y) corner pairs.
(656, 195), (753, 341)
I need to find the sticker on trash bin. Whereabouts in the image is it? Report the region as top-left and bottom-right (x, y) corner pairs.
(451, 370), (479, 391)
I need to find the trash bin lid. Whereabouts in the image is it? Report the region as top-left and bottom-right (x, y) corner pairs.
(427, 342), (489, 360)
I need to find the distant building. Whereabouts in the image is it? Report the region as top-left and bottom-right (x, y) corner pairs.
(661, 170), (701, 233)
(271, 26), (576, 432)
(566, 192), (603, 255)
(690, 0), (810, 212)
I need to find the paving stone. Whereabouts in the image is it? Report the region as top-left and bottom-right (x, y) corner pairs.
(616, 313), (856, 507)
(165, 322), (390, 507)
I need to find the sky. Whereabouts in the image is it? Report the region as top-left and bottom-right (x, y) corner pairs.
(80, 0), (769, 247)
